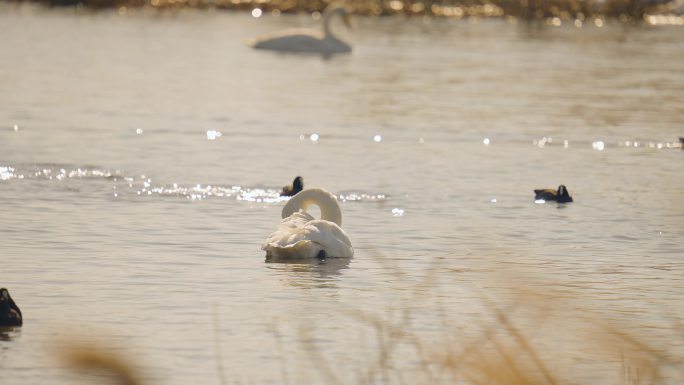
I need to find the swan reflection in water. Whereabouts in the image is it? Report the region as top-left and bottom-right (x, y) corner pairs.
(250, 4), (352, 56)
(265, 256), (351, 289)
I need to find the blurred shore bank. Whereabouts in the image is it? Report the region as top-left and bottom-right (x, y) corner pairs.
(2, 0), (683, 24)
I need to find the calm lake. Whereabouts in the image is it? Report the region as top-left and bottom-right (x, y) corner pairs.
(1, 4), (683, 385)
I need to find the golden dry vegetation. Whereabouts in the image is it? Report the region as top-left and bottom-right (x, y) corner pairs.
(63, 259), (684, 385)
(5, 0), (680, 23)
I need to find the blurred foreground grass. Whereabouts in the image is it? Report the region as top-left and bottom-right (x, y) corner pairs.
(289, 258), (684, 385)
(4, 0), (684, 24)
(63, 257), (684, 385)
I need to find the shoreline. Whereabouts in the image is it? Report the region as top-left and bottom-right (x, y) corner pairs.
(3, 0), (683, 23)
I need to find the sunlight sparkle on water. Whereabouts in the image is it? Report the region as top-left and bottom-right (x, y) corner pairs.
(13, 124), (19, 132)
(338, 192), (387, 202)
(206, 130), (222, 140)
(618, 140), (674, 150)
(251, 8), (262, 18)
(1, 166), (123, 181)
(310, 133), (319, 142)
(373, 134), (382, 142)
(237, 188), (288, 203)
(1, 166), (16, 180)
(483, 138), (490, 146)
(136, 128), (143, 135)
(392, 208), (405, 216)
(533, 137), (553, 148)
(592, 141), (605, 151)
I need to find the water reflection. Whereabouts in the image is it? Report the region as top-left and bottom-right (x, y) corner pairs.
(264, 257), (351, 289)
(0, 327), (21, 341)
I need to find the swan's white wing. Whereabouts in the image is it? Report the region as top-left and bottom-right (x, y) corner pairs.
(263, 211), (315, 250)
(262, 211), (319, 259)
(301, 219), (353, 258)
(262, 212), (353, 259)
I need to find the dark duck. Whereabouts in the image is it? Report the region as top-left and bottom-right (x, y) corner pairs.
(0, 288), (22, 327)
(534, 185), (573, 203)
(280, 176), (304, 197)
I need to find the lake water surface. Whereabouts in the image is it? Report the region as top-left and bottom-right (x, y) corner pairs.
(1, 5), (683, 385)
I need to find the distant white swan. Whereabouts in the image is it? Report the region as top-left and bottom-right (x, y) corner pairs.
(250, 5), (352, 55)
(262, 188), (353, 259)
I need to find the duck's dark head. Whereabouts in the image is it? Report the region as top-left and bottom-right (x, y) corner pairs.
(0, 288), (22, 327)
(1, 288), (10, 304)
(557, 185), (573, 202)
(292, 176), (304, 193)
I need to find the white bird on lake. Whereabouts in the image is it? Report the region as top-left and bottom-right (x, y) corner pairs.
(250, 4), (352, 55)
(262, 188), (353, 259)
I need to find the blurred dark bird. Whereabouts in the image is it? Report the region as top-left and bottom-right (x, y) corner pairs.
(534, 185), (573, 203)
(280, 176), (304, 197)
(0, 288), (22, 327)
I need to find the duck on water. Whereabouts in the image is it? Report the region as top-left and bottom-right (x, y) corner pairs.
(280, 176), (304, 197)
(534, 185), (573, 203)
(0, 288), (22, 327)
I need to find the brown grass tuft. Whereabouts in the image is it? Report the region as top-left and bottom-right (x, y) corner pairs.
(63, 345), (144, 385)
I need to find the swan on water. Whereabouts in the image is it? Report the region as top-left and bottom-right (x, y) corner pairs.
(280, 176), (304, 197)
(534, 185), (573, 203)
(0, 288), (22, 327)
(250, 4), (352, 55)
(263, 188), (353, 259)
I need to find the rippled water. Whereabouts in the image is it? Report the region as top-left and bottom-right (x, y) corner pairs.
(1, 4), (683, 385)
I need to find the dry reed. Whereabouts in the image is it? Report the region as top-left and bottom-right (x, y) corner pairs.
(60, 257), (683, 385)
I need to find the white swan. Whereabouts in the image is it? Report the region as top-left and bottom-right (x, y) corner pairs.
(262, 188), (353, 259)
(250, 5), (352, 55)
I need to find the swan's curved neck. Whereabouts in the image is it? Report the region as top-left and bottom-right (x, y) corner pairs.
(282, 188), (342, 226)
(323, 8), (342, 38)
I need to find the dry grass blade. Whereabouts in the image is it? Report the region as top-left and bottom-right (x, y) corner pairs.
(212, 304), (229, 385)
(63, 346), (144, 385)
(489, 303), (558, 385)
(299, 326), (344, 385)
